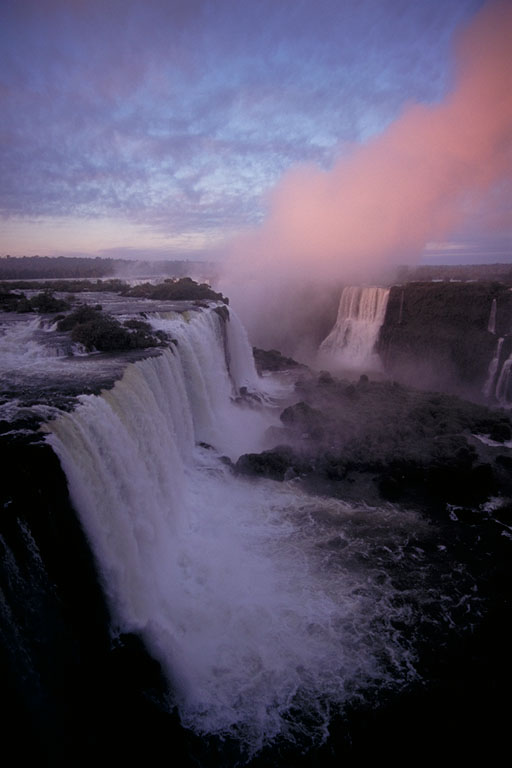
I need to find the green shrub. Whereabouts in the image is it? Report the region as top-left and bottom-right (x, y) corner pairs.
(57, 305), (160, 351)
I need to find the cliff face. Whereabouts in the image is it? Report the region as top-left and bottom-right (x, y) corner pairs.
(0, 435), (180, 765)
(377, 282), (512, 398)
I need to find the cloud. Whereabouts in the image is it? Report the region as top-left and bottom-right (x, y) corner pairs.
(222, 0), (512, 352)
(1, 0), (478, 243)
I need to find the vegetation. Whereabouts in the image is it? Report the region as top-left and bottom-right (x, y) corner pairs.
(238, 367), (512, 508)
(56, 305), (165, 352)
(378, 282), (512, 392)
(0, 255), (215, 281)
(396, 263), (512, 285)
(0, 290), (71, 313)
(0, 279), (128, 293)
(121, 277), (228, 303)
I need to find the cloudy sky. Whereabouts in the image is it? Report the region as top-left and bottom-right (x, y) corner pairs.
(1, 0), (510, 264)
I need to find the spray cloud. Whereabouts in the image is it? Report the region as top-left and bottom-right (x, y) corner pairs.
(222, 0), (512, 355)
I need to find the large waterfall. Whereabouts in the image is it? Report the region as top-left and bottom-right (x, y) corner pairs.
(42, 305), (428, 756)
(318, 286), (390, 370)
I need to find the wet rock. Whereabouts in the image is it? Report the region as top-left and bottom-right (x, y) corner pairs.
(252, 347), (305, 373)
(235, 445), (306, 481)
(280, 401), (327, 440)
(213, 305), (230, 322)
(317, 370), (334, 386)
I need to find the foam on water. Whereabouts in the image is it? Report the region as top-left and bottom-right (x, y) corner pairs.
(44, 306), (471, 757)
(0, 316), (63, 375)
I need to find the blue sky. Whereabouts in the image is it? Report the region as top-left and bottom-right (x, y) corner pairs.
(1, 0), (509, 263)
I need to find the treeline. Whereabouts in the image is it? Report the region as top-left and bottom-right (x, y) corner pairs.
(0, 255), (215, 280)
(396, 263), (512, 284)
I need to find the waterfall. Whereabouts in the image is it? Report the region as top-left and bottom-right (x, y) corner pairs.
(488, 298), (497, 334)
(44, 305), (421, 754)
(495, 351), (512, 405)
(483, 337), (504, 399)
(318, 286), (390, 369)
(483, 335), (512, 406)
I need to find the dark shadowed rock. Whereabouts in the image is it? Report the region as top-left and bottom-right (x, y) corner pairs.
(235, 445), (307, 481)
(280, 401), (327, 439)
(489, 423), (512, 442)
(252, 347), (306, 373)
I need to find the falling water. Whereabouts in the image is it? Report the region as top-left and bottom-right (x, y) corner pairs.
(43, 305), (436, 757)
(318, 286), (390, 370)
(495, 350), (512, 406)
(487, 298), (497, 334)
(483, 337), (504, 399)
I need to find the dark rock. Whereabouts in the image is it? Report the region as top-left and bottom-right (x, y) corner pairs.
(252, 347), (305, 373)
(235, 445), (306, 481)
(496, 454), (512, 470)
(489, 423), (512, 443)
(213, 305), (230, 322)
(377, 281), (512, 396)
(317, 370), (334, 385)
(280, 402), (326, 440)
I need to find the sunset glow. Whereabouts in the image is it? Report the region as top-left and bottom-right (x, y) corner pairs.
(1, 0), (510, 265)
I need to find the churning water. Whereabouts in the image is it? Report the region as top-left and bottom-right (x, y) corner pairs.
(41, 305), (479, 760)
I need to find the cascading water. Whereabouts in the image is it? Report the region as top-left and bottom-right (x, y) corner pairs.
(495, 350), (512, 406)
(483, 335), (512, 406)
(318, 286), (390, 370)
(488, 298), (497, 334)
(43, 305), (442, 758)
(483, 337), (504, 399)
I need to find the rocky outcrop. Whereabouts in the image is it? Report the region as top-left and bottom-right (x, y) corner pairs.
(248, 371), (512, 508)
(252, 347), (306, 374)
(235, 445), (309, 481)
(377, 281), (512, 397)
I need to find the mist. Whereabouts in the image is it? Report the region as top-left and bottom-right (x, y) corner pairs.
(221, 0), (512, 358)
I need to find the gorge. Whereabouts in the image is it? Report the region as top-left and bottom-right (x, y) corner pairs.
(1, 279), (511, 765)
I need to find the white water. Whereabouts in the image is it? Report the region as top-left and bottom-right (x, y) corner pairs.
(46, 306), (430, 755)
(483, 337), (512, 407)
(318, 286), (390, 370)
(495, 350), (512, 406)
(0, 316), (63, 375)
(483, 337), (504, 399)
(488, 298), (497, 334)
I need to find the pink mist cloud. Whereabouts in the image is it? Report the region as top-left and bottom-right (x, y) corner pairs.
(222, 0), (512, 351)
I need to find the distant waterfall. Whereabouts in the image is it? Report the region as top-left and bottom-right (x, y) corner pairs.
(495, 351), (512, 405)
(482, 336), (512, 407)
(483, 337), (504, 399)
(488, 298), (497, 334)
(318, 286), (390, 369)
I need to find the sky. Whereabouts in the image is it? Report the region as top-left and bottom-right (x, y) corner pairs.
(1, 0), (511, 265)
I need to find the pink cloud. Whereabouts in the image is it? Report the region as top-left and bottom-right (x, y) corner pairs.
(224, 1), (512, 349)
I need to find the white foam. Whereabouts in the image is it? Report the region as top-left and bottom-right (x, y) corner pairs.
(45, 307), (423, 756)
